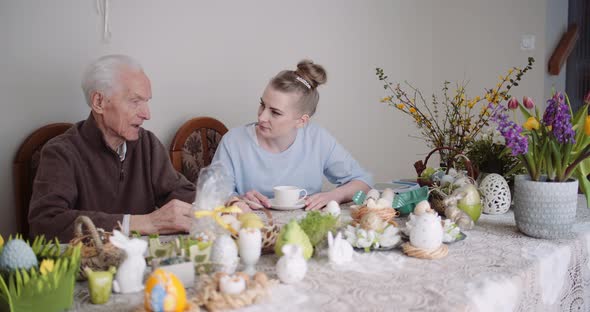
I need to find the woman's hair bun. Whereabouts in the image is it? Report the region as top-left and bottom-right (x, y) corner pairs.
(295, 60), (327, 89)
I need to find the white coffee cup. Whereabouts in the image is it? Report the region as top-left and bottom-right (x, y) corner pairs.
(273, 186), (308, 206)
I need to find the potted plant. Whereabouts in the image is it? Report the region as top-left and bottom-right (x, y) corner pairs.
(491, 91), (590, 238)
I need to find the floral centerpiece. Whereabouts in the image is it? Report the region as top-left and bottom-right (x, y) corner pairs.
(490, 91), (590, 238)
(466, 127), (522, 178)
(376, 57), (534, 164)
(491, 91), (590, 202)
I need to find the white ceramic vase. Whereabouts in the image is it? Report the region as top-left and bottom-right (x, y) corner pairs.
(276, 244), (307, 284)
(514, 175), (578, 239)
(238, 228), (262, 275)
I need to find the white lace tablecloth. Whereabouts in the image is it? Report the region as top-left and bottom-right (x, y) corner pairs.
(70, 197), (590, 312)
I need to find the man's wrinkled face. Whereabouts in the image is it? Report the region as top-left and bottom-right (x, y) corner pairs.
(95, 69), (152, 147)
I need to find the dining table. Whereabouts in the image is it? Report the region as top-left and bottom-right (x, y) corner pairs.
(69, 196), (590, 312)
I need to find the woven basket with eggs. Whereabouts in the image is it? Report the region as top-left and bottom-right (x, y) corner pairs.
(413, 147), (477, 215)
(350, 206), (399, 226)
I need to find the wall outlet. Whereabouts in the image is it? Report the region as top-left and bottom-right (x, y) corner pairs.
(521, 34), (535, 51)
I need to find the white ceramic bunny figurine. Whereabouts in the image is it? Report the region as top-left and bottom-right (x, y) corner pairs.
(327, 231), (353, 265)
(109, 230), (147, 294)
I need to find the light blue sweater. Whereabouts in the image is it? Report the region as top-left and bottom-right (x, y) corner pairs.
(212, 122), (373, 198)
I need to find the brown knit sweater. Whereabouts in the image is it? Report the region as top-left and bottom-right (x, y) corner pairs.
(28, 114), (196, 241)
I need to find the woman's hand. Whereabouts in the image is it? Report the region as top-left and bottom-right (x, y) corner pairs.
(225, 196), (252, 213)
(243, 190), (271, 209)
(304, 192), (335, 210)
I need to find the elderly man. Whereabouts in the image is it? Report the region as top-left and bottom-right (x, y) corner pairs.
(28, 55), (196, 241)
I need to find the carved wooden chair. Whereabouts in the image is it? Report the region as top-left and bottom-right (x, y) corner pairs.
(13, 123), (72, 238)
(169, 117), (228, 183)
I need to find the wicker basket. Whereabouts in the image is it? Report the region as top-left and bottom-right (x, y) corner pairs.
(232, 208), (281, 255)
(413, 147), (477, 215)
(68, 216), (125, 280)
(350, 206), (399, 226)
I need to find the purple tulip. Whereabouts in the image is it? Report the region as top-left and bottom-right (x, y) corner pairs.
(523, 96), (534, 109)
(507, 97), (519, 110)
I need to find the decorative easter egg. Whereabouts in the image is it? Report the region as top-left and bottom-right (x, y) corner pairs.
(413, 200), (431, 215)
(366, 189), (380, 201)
(376, 198), (392, 208)
(360, 212), (386, 232)
(440, 175), (455, 186)
(144, 269), (187, 312)
(219, 274), (247, 294)
(479, 173), (511, 214)
(366, 198), (378, 209)
(409, 213), (443, 250)
(381, 188), (395, 202)
(324, 200), (341, 216)
(456, 184), (482, 222)
(210, 234), (238, 274)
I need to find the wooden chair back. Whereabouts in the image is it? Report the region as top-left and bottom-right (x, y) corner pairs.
(169, 117), (228, 183)
(13, 123), (72, 238)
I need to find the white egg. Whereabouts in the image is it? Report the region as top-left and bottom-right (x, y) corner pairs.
(219, 275), (246, 294)
(448, 168), (458, 177)
(453, 177), (470, 188)
(366, 189), (380, 201)
(413, 200), (431, 215)
(366, 198), (378, 209)
(376, 198), (392, 209)
(479, 173), (511, 214)
(210, 234), (238, 273)
(381, 188), (395, 202)
(409, 213), (443, 250)
(440, 175), (455, 186)
(324, 200), (341, 216)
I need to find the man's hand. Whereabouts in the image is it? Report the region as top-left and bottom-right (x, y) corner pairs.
(130, 199), (193, 235)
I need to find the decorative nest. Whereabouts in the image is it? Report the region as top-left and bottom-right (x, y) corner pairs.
(401, 242), (448, 259)
(232, 209), (281, 254)
(191, 272), (277, 312)
(428, 191), (447, 215)
(350, 206), (399, 225)
(68, 216), (125, 280)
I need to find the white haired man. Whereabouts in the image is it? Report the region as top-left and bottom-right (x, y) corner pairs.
(29, 55), (196, 241)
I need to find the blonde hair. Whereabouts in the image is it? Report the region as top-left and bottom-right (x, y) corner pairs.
(269, 60), (327, 116)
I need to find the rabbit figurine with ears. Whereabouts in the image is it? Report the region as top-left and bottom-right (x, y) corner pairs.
(327, 232), (353, 265)
(109, 230), (148, 294)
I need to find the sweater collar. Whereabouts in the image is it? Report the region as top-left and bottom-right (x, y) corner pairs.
(80, 113), (139, 155)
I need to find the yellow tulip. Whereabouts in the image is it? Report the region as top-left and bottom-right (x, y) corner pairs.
(523, 117), (540, 130)
(40, 259), (55, 275)
(585, 116), (590, 136)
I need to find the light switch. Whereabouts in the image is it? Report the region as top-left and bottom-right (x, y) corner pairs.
(521, 34), (535, 51)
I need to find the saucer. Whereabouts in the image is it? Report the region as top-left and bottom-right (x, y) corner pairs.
(269, 198), (306, 211)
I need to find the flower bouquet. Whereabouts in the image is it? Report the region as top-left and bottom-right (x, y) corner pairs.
(491, 91), (590, 205)
(491, 91), (590, 238)
(376, 57), (534, 164)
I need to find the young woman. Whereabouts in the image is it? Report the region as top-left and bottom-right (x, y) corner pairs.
(213, 60), (371, 210)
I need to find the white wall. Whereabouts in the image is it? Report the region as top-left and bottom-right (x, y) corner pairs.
(0, 0), (566, 237)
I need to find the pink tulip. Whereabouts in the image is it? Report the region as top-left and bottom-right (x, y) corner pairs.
(522, 96), (534, 109)
(585, 90), (590, 104)
(507, 97), (519, 110)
